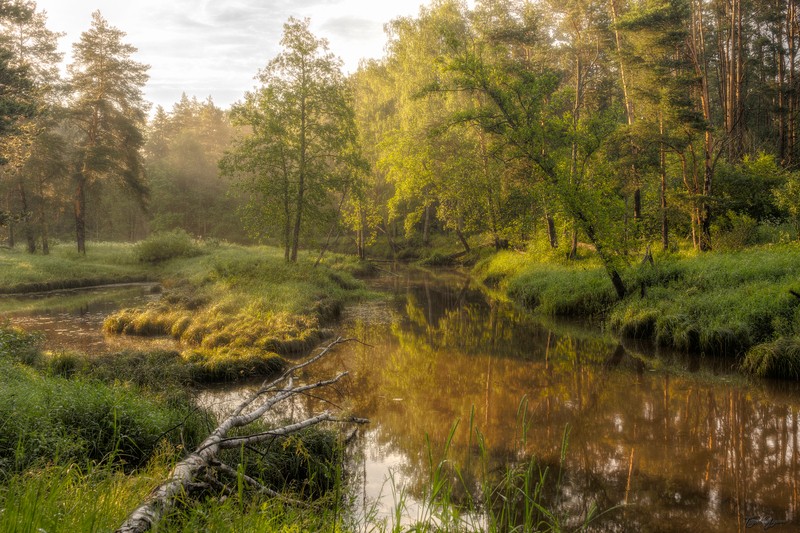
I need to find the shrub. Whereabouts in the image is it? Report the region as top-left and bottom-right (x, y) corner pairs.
(134, 230), (202, 263)
(219, 426), (341, 498)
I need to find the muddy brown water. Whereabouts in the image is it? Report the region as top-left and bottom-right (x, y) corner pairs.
(4, 272), (800, 531)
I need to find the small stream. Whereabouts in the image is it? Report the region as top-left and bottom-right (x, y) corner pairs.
(0, 283), (177, 353)
(4, 271), (800, 531)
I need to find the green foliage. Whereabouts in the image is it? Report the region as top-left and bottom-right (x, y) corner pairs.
(134, 229), (202, 263)
(220, 427), (341, 498)
(67, 11), (149, 253)
(710, 211), (760, 250)
(145, 96), (242, 241)
(774, 170), (800, 238)
(221, 17), (363, 262)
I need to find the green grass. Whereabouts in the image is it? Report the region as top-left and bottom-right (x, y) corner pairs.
(0, 457), (172, 533)
(0, 242), (149, 294)
(741, 336), (800, 379)
(475, 250), (615, 316)
(103, 244), (370, 367)
(0, 357), (208, 474)
(476, 244), (800, 377)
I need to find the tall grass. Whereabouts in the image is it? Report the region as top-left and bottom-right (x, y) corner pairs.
(476, 250), (617, 317)
(378, 405), (604, 533)
(103, 244), (370, 378)
(0, 453), (173, 533)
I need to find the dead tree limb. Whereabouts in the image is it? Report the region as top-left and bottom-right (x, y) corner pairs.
(116, 337), (367, 533)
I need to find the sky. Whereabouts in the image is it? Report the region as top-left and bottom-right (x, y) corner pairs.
(32, 0), (433, 111)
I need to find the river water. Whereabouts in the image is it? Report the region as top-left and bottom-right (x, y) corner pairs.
(3, 271), (800, 531)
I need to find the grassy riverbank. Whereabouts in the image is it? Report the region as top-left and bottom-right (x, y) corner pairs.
(474, 243), (800, 379)
(0, 323), (583, 532)
(1, 236), (371, 382)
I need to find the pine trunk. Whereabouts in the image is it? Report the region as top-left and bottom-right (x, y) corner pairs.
(74, 173), (87, 255)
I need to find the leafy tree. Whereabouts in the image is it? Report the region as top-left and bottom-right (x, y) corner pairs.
(66, 11), (149, 253)
(434, 0), (628, 297)
(221, 17), (362, 262)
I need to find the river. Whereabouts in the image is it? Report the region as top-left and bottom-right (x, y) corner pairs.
(3, 270), (800, 531)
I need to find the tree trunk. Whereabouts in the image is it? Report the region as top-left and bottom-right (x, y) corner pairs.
(660, 113), (669, 252)
(291, 95), (307, 263)
(357, 207), (367, 260)
(5, 190), (14, 248)
(788, 0), (798, 166)
(690, 0), (714, 251)
(422, 203), (431, 245)
(17, 182), (35, 253)
(74, 172), (87, 255)
(456, 225), (470, 254)
(545, 214), (557, 249)
(568, 223), (578, 260)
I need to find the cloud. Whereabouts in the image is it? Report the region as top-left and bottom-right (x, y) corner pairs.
(36, 0), (418, 109)
(320, 16), (382, 40)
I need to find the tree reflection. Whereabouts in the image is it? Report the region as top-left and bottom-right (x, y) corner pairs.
(300, 271), (800, 531)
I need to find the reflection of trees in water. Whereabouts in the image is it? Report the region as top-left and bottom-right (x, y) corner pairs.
(308, 274), (800, 530)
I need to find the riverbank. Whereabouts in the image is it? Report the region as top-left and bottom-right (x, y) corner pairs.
(1, 237), (372, 382)
(474, 243), (800, 379)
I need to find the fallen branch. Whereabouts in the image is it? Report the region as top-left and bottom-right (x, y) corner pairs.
(116, 337), (367, 533)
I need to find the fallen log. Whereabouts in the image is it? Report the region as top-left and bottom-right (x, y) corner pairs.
(116, 337), (367, 533)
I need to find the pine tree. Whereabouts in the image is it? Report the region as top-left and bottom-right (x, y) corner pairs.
(66, 10), (149, 253)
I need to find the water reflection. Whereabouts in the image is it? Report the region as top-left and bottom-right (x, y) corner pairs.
(296, 269), (800, 531)
(0, 284), (176, 354)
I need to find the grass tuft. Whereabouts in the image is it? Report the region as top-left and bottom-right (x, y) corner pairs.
(741, 337), (800, 379)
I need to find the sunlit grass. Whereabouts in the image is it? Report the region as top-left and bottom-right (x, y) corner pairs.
(102, 244), (370, 368)
(476, 243), (800, 376)
(0, 241), (146, 294)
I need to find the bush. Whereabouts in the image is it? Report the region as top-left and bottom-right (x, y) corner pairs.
(219, 426), (341, 498)
(711, 211), (759, 250)
(134, 230), (202, 263)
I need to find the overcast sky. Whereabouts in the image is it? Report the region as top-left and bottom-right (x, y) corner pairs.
(32, 0), (434, 111)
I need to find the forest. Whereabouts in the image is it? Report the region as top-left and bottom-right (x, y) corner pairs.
(3, 0), (800, 530)
(1, 0), (799, 270)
